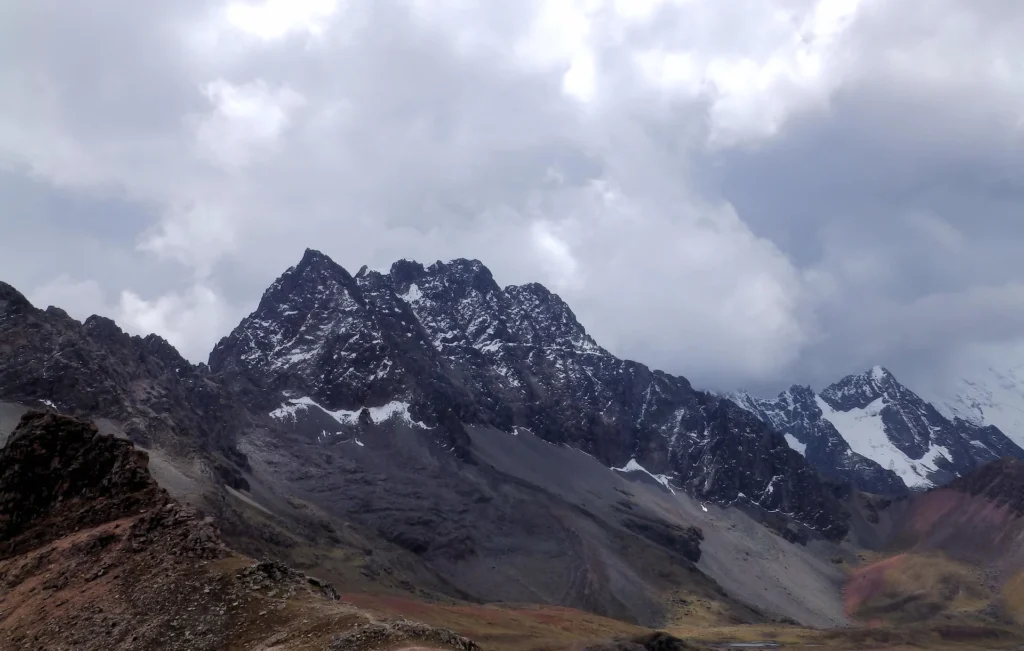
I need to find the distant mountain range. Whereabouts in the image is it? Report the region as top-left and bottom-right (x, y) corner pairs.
(734, 366), (1024, 494)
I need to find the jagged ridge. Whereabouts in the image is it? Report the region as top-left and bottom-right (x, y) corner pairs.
(210, 249), (852, 539)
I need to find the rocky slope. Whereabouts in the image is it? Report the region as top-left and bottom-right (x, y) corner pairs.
(735, 367), (1024, 493)
(0, 281), (251, 488)
(0, 411), (484, 651)
(210, 249), (851, 539)
(836, 457), (1024, 630)
(888, 458), (1024, 570)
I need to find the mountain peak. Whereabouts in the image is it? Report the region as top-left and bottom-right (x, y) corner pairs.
(428, 258), (499, 295)
(298, 247), (332, 267)
(0, 281), (33, 314)
(870, 365), (892, 382)
(389, 259), (426, 284)
(820, 365), (901, 411)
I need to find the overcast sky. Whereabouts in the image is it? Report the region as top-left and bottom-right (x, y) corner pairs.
(2, 0), (1024, 397)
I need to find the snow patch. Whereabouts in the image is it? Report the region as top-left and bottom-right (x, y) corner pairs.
(871, 365), (887, 382)
(784, 433), (806, 456)
(817, 396), (942, 488)
(270, 396), (431, 429)
(400, 283), (423, 303)
(612, 458), (676, 494)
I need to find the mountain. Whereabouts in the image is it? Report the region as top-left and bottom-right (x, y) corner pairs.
(734, 366), (1024, 493)
(930, 364), (1024, 450)
(0, 254), (858, 628)
(209, 249), (851, 540)
(7, 252), (1024, 644)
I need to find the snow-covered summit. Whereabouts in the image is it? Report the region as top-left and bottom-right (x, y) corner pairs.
(736, 367), (1024, 491)
(928, 363), (1024, 449)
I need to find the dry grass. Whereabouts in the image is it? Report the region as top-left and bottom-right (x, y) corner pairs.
(845, 552), (991, 626)
(665, 622), (1024, 650)
(1000, 569), (1024, 624)
(340, 593), (648, 651)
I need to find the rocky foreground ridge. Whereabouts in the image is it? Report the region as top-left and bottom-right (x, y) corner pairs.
(0, 411), (481, 651)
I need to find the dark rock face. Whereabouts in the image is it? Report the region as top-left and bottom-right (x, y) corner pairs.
(0, 411), (166, 558)
(0, 282), (250, 469)
(736, 367), (1024, 494)
(210, 249), (852, 539)
(622, 517), (704, 564)
(944, 458), (1024, 516)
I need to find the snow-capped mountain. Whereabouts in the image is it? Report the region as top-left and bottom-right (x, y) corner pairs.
(929, 365), (1024, 450)
(735, 366), (1024, 493)
(209, 249), (852, 538)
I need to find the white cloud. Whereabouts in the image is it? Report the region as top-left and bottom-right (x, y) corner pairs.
(139, 201), (238, 276)
(193, 79), (305, 168)
(537, 181), (809, 383)
(118, 284), (236, 361)
(529, 220), (581, 290)
(224, 0), (339, 41)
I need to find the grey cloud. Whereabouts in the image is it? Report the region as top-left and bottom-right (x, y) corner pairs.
(2, 0), (1023, 395)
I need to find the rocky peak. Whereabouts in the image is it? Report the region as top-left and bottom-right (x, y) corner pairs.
(820, 366), (896, 411)
(82, 314), (133, 348)
(296, 247), (343, 274)
(431, 259), (499, 294)
(389, 258), (427, 285)
(0, 411), (168, 558)
(137, 333), (192, 373)
(209, 249), (369, 380)
(43, 305), (74, 321)
(0, 281), (32, 317)
(504, 283), (600, 352)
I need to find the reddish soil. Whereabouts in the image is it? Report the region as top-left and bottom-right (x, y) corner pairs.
(894, 488), (1024, 571)
(843, 554), (907, 624)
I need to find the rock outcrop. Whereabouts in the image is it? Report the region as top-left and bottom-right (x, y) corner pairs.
(0, 411), (169, 558)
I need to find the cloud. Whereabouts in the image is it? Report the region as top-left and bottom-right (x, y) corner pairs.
(28, 276), (109, 321)
(223, 0), (339, 41)
(2, 0), (1024, 394)
(118, 284), (236, 361)
(193, 79), (306, 169)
